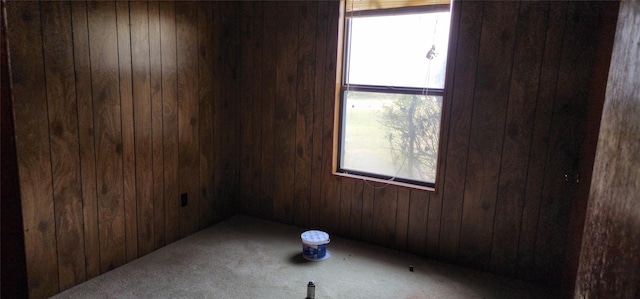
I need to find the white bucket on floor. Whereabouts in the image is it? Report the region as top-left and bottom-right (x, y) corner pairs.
(301, 230), (330, 261)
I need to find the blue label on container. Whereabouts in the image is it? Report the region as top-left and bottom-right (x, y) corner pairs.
(303, 243), (327, 259)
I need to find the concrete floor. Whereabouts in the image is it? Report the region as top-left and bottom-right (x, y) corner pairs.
(53, 215), (557, 298)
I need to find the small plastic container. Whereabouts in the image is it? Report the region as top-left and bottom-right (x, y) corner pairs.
(301, 230), (330, 261)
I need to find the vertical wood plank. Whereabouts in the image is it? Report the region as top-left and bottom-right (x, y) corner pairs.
(349, 180), (364, 238)
(159, 1), (180, 244)
(373, 186), (398, 248)
(40, 1), (86, 290)
(212, 1), (240, 222)
(148, 1), (165, 249)
(533, 2), (610, 285)
(211, 0), (224, 224)
(437, 0), (483, 261)
(114, 0), (137, 263)
(239, 2), (256, 217)
(516, 1), (567, 280)
(130, 0), (155, 257)
(339, 178), (353, 236)
(198, 1), (215, 228)
(319, 0), (342, 233)
(490, 1), (548, 276)
(407, 189), (428, 254)
(70, 0), (100, 280)
(458, 1), (519, 271)
(360, 183), (375, 241)
(259, 3), (277, 221)
(293, 1), (317, 227)
(425, 186), (441, 256)
(249, 5), (264, 219)
(273, 1), (298, 224)
(218, 1), (241, 220)
(310, 0), (328, 227)
(176, 1), (200, 237)
(395, 188), (410, 250)
(6, 2), (59, 297)
(87, 0), (126, 273)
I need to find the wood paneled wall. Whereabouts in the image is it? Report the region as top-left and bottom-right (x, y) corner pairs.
(575, 1), (640, 298)
(6, 0), (621, 297)
(236, 0), (618, 287)
(5, 1), (239, 297)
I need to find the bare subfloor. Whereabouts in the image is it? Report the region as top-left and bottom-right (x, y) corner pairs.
(53, 215), (557, 298)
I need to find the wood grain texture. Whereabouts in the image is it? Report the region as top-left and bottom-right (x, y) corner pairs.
(458, 1), (519, 270)
(293, 1), (318, 226)
(310, 0), (329, 227)
(212, 1), (240, 222)
(220, 2), (241, 221)
(239, 3), (254, 217)
(233, 0), (617, 286)
(349, 179), (364, 238)
(533, 2), (611, 286)
(360, 183), (375, 241)
(7, 1), (240, 296)
(70, 0), (101, 280)
(490, 1), (548, 276)
(273, 1), (298, 224)
(407, 190), (428, 254)
(516, 1), (567, 281)
(238, 1), (264, 219)
(6, 2), (59, 297)
(40, 1), (86, 290)
(87, 1), (126, 273)
(159, 1), (180, 245)
(176, 1), (200, 237)
(395, 188), (411, 250)
(211, 1), (226, 223)
(293, 1), (317, 228)
(198, 1), (215, 229)
(437, 0), (483, 262)
(148, 1), (166, 249)
(7, 1), (624, 295)
(248, 6), (264, 220)
(318, 0), (342, 234)
(575, 2), (640, 297)
(130, 0), (155, 257)
(258, 2), (277, 221)
(339, 179), (354, 236)
(115, 0), (138, 263)
(373, 186), (398, 248)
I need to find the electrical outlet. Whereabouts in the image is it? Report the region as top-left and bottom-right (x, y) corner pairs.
(181, 193), (188, 207)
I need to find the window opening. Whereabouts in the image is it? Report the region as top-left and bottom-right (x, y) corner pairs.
(337, 2), (451, 189)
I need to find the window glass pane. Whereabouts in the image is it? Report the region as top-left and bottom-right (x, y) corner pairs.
(347, 11), (450, 89)
(341, 91), (441, 183)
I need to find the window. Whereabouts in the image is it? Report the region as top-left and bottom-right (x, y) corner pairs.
(336, 1), (451, 189)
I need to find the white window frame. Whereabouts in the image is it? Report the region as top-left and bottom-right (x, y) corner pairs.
(332, 1), (452, 191)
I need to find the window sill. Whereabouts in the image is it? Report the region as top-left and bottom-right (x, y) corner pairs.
(333, 171), (436, 192)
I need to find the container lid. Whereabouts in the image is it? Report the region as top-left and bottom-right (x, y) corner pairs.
(301, 230), (330, 245)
